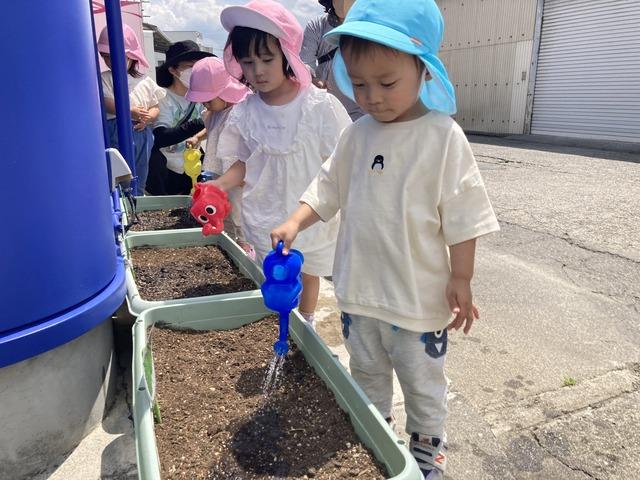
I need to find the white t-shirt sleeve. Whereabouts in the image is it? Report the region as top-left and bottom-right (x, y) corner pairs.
(101, 71), (114, 98)
(216, 108), (252, 170)
(301, 123), (350, 222)
(142, 78), (166, 107)
(319, 93), (352, 159)
(438, 123), (500, 246)
(130, 77), (166, 109)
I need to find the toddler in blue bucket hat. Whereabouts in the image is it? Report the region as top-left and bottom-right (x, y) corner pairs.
(271, 1), (500, 477)
(329, 0), (456, 116)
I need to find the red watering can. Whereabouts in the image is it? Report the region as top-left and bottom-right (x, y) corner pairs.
(190, 183), (231, 236)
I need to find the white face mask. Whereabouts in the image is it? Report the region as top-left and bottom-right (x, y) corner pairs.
(178, 68), (192, 87)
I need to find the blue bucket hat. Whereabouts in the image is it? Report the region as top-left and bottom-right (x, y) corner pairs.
(324, 0), (456, 115)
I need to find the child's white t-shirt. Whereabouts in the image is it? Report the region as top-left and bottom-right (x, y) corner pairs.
(301, 112), (500, 332)
(251, 93), (304, 151)
(101, 71), (165, 120)
(154, 89), (204, 174)
(202, 107), (232, 175)
(217, 85), (351, 276)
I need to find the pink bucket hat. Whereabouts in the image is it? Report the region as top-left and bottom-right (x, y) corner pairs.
(97, 24), (150, 70)
(220, 0), (311, 87)
(186, 57), (251, 104)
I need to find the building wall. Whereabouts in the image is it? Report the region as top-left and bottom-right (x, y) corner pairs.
(165, 30), (200, 43)
(436, 0), (538, 134)
(164, 30), (213, 53)
(143, 30), (157, 80)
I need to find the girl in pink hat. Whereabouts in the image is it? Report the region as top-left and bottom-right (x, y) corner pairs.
(185, 57), (254, 258)
(97, 24), (165, 195)
(213, 0), (352, 328)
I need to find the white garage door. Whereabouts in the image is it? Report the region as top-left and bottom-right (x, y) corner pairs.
(531, 0), (640, 142)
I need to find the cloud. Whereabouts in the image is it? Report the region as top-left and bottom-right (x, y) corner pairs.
(145, 0), (324, 55)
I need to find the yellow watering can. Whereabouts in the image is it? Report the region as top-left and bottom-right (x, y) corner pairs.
(183, 148), (202, 195)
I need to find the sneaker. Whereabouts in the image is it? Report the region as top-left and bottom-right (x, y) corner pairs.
(300, 312), (316, 331)
(385, 415), (397, 433)
(410, 432), (447, 479)
(238, 242), (256, 261)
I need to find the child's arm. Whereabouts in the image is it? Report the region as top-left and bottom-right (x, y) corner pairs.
(147, 105), (160, 122)
(134, 105), (159, 131)
(446, 238), (480, 334)
(439, 123), (500, 334)
(271, 203), (322, 254)
(186, 128), (207, 149)
(153, 119), (204, 148)
(212, 160), (246, 191)
(103, 97), (117, 115)
(104, 95), (150, 125)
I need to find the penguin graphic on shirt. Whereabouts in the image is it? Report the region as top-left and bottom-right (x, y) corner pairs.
(371, 154), (384, 174)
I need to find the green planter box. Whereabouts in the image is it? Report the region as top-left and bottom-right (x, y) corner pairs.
(124, 230), (264, 317)
(132, 303), (421, 480)
(121, 195), (197, 236)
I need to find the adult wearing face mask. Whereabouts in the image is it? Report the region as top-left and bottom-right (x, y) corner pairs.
(147, 41), (213, 195)
(301, 0), (363, 121)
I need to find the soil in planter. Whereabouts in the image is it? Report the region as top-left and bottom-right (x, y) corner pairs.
(153, 318), (388, 480)
(131, 245), (256, 301)
(130, 208), (200, 232)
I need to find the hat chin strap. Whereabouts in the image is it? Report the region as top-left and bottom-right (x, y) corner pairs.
(418, 78), (427, 102)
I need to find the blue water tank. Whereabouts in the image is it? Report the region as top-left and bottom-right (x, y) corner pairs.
(0, 0), (125, 365)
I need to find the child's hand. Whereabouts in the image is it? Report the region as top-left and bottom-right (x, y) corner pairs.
(446, 276), (480, 334)
(270, 219), (300, 255)
(186, 136), (200, 149)
(312, 77), (326, 89)
(133, 121), (146, 131)
(131, 106), (151, 123)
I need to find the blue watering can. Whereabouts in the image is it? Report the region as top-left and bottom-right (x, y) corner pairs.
(261, 241), (304, 356)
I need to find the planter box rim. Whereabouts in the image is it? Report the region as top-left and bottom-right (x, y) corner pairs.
(124, 230), (264, 317)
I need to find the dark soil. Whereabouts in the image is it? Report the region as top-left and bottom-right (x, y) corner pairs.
(153, 318), (387, 479)
(130, 245), (256, 301)
(130, 208), (200, 232)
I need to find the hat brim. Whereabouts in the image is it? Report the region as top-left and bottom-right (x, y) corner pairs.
(324, 20), (424, 55)
(220, 5), (311, 88)
(97, 43), (150, 70)
(326, 21), (456, 115)
(186, 79), (250, 104)
(165, 50), (214, 68)
(220, 5), (285, 38)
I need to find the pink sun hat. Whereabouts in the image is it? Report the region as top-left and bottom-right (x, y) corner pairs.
(220, 0), (311, 88)
(186, 57), (251, 104)
(97, 24), (150, 70)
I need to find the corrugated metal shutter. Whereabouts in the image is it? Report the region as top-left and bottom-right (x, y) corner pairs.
(531, 0), (640, 142)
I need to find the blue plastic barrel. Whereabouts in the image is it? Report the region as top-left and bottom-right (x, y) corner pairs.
(0, 0), (125, 366)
